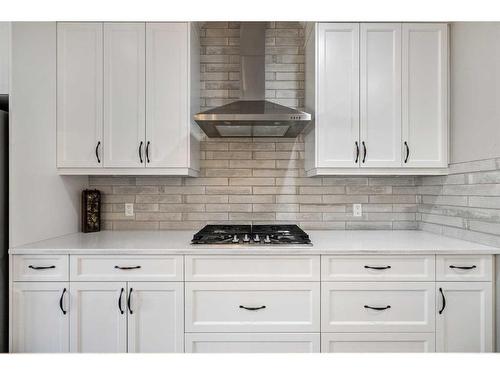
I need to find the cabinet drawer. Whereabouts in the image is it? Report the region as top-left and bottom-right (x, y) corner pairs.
(321, 255), (434, 281)
(185, 255), (319, 281)
(13, 255), (69, 281)
(70, 255), (183, 281)
(321, 282), (435, 332)
(185, 282), (320, 332)
(185, 333), (320, 353)
(436, 255), (493, 281)
(322, 333), (435, 353)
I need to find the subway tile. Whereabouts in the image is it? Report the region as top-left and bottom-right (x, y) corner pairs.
(205, 151), (252, 160)
(253, 151), (300, 160)
(369, 195), (416, 204)
(276, 212), (322, 221)
(300, 221), (346, 230)
(205, 169), (252, 177)
(253, 186), (297, 195)
(276, 195), (322, 204)
(112, 186), (159, 195)
(322, 195), (368, 203)
(229, 195), (274, 204)
(158, 204), (205, 212)
(346, 185), (392, 195)
(135, 195), (182, 204)
(300, 204), (345, 213)
(183, 212), (228, 221)
(230, 177), (275, 186)
(135, 212), (182, 221)
(368, 177), (415, 186)
(135, 177), (182, 186)
(252, 169), (299, 177)
(322, 177), (368, 186)
(229, 212), (276, 221)
(184, 178), (229, 187)
(275, 177), (322, 186)
(159, 186), (205, 195)
(253, 204), (299, 212)
(229, 142), (275, 151)
(186, 195), (228, 204)
(468, 196), (500, 209)
(299, 186), (345, 195)
(230, 160), (276, 169)
(347, 222), (393, 230)
(467, 170), (500, 184)
(422, 195), (468, 206)
(205, 186), (252, 195)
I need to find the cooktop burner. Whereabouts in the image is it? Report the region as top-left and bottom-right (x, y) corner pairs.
(191, 224), (312, 245)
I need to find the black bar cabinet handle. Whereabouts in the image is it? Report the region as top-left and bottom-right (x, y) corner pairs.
(239, 305), (266, 311)
(362, 141), (367, 163)
(355, 141), (359, 163)
(404, 141), (410, 163)
(59, 288), (67, 315)
(364, 265), (392, 270)
(438, 287), (446, 314)
(127, 288), (133, 315)
(114, 265), (142, 270)
(118, 288), (125, 315)
(449, 265), (476, 270)
(95, 141), (101, 163)
(28, 265), (56, 270)
(138, 141), (144, 163)
(364, 305), (391, 311)
(146, 141), (151, 163)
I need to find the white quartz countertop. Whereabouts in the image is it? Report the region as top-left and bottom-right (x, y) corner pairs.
(9, 230), (500, 255)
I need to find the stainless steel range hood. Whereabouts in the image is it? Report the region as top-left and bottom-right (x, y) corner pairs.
(194, 22), (311, 138)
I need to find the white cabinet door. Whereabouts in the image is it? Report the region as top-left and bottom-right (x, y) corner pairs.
(402, 23), (448, 168)
(12, 282), (69, 353)
(146, 23), (189, 168)
(127, 282), (184, 353)
(57, 23), (103, 168)
(103, 23), (145, 168)
(360, 23), (402, 167)
(0, 22), (10, 94)
(70, 282), (127, 353)
(322, 333), (435, 353)
(317, 23), (360, 168)
(436, 282), (493, 352)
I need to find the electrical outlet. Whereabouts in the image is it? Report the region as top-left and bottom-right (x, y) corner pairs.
(125, 203), (134, 217)
(353, 204), (362, 217)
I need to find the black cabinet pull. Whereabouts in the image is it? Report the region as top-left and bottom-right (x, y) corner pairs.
(114, 265), (142, 270)
(138, 141), (144, 163)
(95, 141), (101, 163)
(239, 305), (266, 311)
(364, 265), (391, 270)
(362, 141), (367, 163)
(59, 288), (67, 315)
(145, 141), (151, 163)
(127, 288), (133, 315)
(438, 287), (446, 314)
(118, 288), (125, 315)
(404, 141), (410, 163)
(364, 305), (391, 311)
(28, 265), (56, 270)
(355, 141), (359, 163)
(449, 265), (476, 270)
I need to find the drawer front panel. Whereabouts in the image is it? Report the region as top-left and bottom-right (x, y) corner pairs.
(70, 255), (183, 281)
(185, 255), (320, 281)
(322, 333), (435, 352)
(13, 255), (69, 281)
(436, 255), (493, 281)
(322, 282), (435, 332)
(185, 282), (320, 332)
(321, 255), (435, 281)
(185, 333), (320, 353)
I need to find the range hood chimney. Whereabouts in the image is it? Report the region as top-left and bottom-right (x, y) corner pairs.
(194, 22), (311, 138)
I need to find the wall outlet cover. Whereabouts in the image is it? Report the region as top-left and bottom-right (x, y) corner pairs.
(125, 203), (134, 217)
(353, 204), (362, 217)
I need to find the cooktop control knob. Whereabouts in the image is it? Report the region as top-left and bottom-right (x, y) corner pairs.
(232, 235), (239, 243)
(254, 234), (260, 242)
(243, 234), (250, 242)
(264, 235), (271, 244)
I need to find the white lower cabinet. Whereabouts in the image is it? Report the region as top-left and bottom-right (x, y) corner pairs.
(322, 333), (435, 353)
(12, 282), (69, 353)
(70, 282), (127, 353)
(436, 282), (493, 352)
(127, 282), (184, 353)
(186, 333), (320, 353)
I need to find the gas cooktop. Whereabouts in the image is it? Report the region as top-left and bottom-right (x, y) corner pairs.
(191, 224), (312, 245)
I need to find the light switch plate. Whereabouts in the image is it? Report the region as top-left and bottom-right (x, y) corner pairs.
(125, 203), (134, 217)
(353, 204), (362, 217)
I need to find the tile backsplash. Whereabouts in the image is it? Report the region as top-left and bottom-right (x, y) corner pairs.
(90, 136), (418, 231)
(417, 158), (500, 247)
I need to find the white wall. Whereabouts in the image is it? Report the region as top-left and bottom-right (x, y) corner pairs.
(9, 22), (88, 247)
(450, 22), (500, 163)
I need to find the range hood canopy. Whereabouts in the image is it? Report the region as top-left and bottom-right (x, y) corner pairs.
(194, 22), (311, 138)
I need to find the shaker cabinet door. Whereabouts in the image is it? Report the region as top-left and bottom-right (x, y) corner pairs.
(57, 23), (103, 168)
(103, 23), (146, 168)
(402, 23), (448, 168)
(316, 23), (360, 168)
(360, 23), (402, 167)
(436, 282), (493, 352)
(12, 282), (69, 353)
(69, 282), (127, 353)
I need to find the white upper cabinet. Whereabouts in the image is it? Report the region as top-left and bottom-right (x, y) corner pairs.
(0, 22), (10, 94)
(305, 22), (448, 175)
(57, 23), (103, 168)
(402, 23), (448, 168)
(103, 23), (145, 168)
(316, 23), (359, 168)
(56, 22), (200, 175)
(360, 23), (402, 167)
